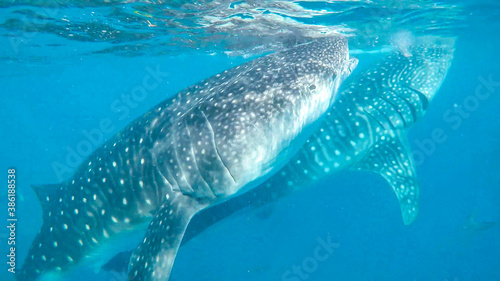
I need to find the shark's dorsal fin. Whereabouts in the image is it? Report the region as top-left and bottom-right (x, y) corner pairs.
(352, 131), (419, 225)
(31, 183), (62, 221)
(128, 199), (199, 281)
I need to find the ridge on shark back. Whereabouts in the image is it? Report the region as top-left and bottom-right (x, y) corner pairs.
(102, 36), (456, 275)
(19, 36), (356, 281)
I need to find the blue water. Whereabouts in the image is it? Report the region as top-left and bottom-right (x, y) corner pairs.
(1, 1), (500, 281)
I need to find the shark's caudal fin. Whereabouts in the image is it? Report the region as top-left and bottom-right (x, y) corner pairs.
(128, 198), (199, 281)
(352, 130), (419, 225)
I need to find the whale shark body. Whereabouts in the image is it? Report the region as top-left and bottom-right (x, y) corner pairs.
(19, 36), (356, 281)
(102, 37), (456, 275)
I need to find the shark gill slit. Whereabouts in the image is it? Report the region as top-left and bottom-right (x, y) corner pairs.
(403, 85), (430, 110)
(150, 163), (164, 208)
(395, 88), (420, 123)
(153, 142), (181, 197)
(378, 94), (409, 127)
(184, 114), (214, 195)
(361, 108), (388, 130)
(154, 164), (176, 197)
(200, 110), (237, 184)
(366, 103), (397, 131)
(172, 123), (195, 194)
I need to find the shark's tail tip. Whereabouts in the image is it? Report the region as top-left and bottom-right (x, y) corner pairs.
(402, 205), (419, 226)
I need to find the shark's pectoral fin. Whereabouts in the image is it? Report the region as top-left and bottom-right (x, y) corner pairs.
(128, 200), (198, 281)
(352, 131), (419, 225)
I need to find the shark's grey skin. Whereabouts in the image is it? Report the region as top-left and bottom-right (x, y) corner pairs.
(19, 36), (356, 281)
(102, 36), (456, 274)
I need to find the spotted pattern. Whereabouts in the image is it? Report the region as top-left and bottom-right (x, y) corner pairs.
(19, 36), (355, 281)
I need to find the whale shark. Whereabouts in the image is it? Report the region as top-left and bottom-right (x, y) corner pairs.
(19, 36), (356, 281)
(102, 36), (456, 275)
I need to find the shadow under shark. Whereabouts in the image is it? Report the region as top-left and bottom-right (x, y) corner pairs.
(19, 36), (356, 281)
